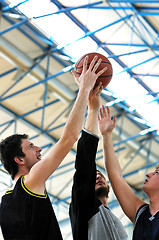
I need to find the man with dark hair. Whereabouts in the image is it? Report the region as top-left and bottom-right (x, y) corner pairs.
(69, 84), (128, 240)
(0, 134), (28, 180)
(0, 55), (107, 240)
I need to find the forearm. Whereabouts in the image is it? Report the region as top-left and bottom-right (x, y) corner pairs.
(102, 132), (145, 222)
(72, 131), (99, 210)
(102, 133), (123, 181)
(62, 87), (90, 142)
(85, 109), (99, 136)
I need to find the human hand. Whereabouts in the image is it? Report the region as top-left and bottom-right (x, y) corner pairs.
(88, 82), (103, 111)
(98, 105), (116, 135)
(72, 55), (107, 91)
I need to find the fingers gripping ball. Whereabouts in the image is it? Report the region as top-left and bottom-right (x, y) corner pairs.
(74, 52), (113, 88)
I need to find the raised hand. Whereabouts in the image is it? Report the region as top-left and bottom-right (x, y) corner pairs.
(98, 105), (116, 136)
(72, 55), (107, 91)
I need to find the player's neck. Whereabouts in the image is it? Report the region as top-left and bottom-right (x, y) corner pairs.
(98, 196), (108, 207)
(14, 168), (29, 183)
(149, 195), (159, 215)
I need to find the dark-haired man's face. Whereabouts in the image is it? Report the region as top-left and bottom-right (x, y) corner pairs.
(21, 139), (42, 170)
(95, 171), (110, 198)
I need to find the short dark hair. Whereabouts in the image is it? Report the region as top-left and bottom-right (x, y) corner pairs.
(0, 134), (28, 180)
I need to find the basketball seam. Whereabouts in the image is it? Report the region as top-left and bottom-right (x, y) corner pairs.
(75, 61), (111, 70)
(73, 72), (112, 78)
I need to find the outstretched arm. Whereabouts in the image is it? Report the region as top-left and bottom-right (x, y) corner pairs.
(69, 83), (103, 240)
(25, 55), (107, 191)
(98, 105), (145, 223)
(85, 82), (103, 135)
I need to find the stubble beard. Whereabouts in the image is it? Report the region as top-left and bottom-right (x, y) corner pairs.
(95, 185), (110, 198)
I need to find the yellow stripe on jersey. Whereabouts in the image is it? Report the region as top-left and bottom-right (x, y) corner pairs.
(6, 190), (13, 194)
(21, 176), (47, 199)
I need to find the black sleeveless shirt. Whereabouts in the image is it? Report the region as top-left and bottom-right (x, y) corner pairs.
(0, 176), (63, 240)
(133, 204), (159, 240)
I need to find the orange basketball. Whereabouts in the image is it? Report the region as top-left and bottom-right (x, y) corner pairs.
(74, 52), (113, 88)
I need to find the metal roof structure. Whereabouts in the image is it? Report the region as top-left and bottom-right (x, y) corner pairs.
(0, 0), (159, 239)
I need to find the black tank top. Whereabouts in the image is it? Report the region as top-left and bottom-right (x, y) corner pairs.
(133, 204), (159, 240)
(0, 176), (63, 240)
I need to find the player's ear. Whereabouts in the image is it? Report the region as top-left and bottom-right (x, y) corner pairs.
(14, 156), (25, 165)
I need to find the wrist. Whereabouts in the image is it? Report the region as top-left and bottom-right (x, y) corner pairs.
(79, 84), (91, 94)
(88, 108), (99, 114)
(102, 131), (112, 138)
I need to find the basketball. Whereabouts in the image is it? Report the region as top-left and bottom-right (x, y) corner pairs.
(74, 52), (113, 88)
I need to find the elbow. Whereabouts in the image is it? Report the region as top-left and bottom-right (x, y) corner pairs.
(62, 132), (79, 148)
(67, 128), (79, 143)
(70, 134), (78, 145)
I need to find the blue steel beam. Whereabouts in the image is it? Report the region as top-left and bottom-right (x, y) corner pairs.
(0, 68), (17, 78)
(119, 54), (159, 73)
(1, 0), (158, 97)
(45, 102), (74, 132)
(46, 123), (65, 133)
(128, 2), (159, 42)
(0, 104), (78, 156)
(0, 100), (63, 138)
(136, 7), (159, 11)
(0, 3), (76, 84)
(51, 14), (132, 52)
(0, 119), (14, 128)
(122, 140), (149, 172)
(108, 3), (159, 91)
(123, 160), (159, 179)
(110, 49), (148, 58)
(0, 18), (27, 35)
(112, 5), (152, 46)
(101, 43), (159, 48)
(1, 0), (159, 94)
(3, 12), (29, 20)
(110, 0), (159, 2)
(0, 121), (14, 136)
(2, 0), (28, 12)
(18, 99), (59, 119)
(134, 73), (159, 77)
(1, 5), (78, 67)
(84, 6), (159, 12)
(101, 94), (159, 143)
(1, 1), (54, 47)
(51, 0), (156, 94)
(109, 2), (155, 47)
(40, 54), (50, 131)
(133, 14), (156, 44)
(0, 66), (74, 103)
(0, 54), (47, 99)
(0, 103), (56, 141)
(33, 1), (104, 19)
(106, 89), (159, 113)
(1, 11), (71, 70)
(138, 12), (159, 16)
(1, 14), (53, 49)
